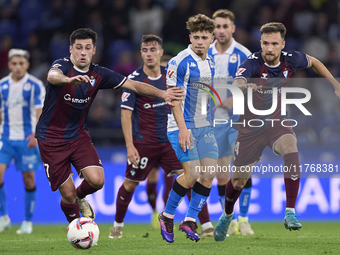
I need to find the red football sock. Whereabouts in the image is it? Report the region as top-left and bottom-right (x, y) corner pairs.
(283, 152), (300, 208)
(146, 182), (157, 210)
(163, 175), (174, 205)
(61, 200), (80, 223)
(225, 180), (242, 215)
(115, 185), (133, 223)
(76, 179), (99, 199)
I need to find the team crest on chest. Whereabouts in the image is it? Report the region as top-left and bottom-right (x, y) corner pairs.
(229, 54), (237, 63)
(24, 82), (31, 91)
(283, 69), (288, 79)
(89, 76), (96, 87)
(208, 58), (214, 68)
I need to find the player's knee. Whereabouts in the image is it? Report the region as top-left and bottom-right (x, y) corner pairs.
(186, 176), (197, 188)
(232, 179), (246, 190)
(282, 145), (298, 155)
(198, 177), (213, 188)
(87, 176), (104, 189)
(123, 179), (138, 192)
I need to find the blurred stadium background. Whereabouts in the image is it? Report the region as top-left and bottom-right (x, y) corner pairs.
(1, 0), (340, 224)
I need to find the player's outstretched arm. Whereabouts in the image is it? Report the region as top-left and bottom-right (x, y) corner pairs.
(171, 100), (191, 152)
(213, 79), (260, 110)
(307, 55), (340, 99)
(122, 79), (185, 106)
(47, 69), (90, 86)
(121, 108), (140, 166)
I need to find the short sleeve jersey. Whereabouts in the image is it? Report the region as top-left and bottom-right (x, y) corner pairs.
(0, 73), (45, 140)
(35, 57), (126, 142)
(208, 39), (251, 121)
(234, 50), (309, 133)
(166, 45), (215, 131)
(121, 66), (169, 144)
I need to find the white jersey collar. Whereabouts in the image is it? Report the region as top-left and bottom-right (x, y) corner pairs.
(73, 65), (89, 73)
(9, 72), (29, 83)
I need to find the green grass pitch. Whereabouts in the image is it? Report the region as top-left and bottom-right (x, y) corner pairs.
(1, 222), (339, 255)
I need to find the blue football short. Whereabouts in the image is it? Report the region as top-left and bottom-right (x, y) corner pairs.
(0, 139), (41, 171)
(168, 126), (219, 163)
(214, 123), (238, 158)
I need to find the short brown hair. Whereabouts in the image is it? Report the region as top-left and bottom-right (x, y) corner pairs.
(260, 22), (286, 39)
(186, 14), (215, 34)
(141, 34), (163, 47)
(70, 28), (97, 46)
(212, 9), (235, 23)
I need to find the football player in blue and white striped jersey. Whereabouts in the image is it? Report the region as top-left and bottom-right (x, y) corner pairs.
(208, 9), (254, 236)
(0, 49), (45, 234)
(159, 14), (218, 243)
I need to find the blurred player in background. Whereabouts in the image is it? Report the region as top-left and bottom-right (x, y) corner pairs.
(214, 22), (340, 241)
(35, 28), (184, 224)
(144, 53), (176, 231)
(208, 9), (254, 236)
(110, 35), (183, 238)
(0, 49), (45, 234)
(159, 14), (218, 243)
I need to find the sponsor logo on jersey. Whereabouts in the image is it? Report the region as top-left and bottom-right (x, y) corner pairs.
(152, 102), (166, 108)
(64, 94), (91, 104)
(230, 54), (238, 63)
(121, 92), (130, 102)
(2, 84), (8, 90)
(143, 103), (151, 109)
(52, 63), (62, 68)
(236, 68), (246, 76)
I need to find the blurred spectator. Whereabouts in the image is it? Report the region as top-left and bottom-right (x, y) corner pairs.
(129, 0), (164, 47)
(86, 10), (104, 64)
(0, 35), (12, 77)
(192, 0), (213, 17)
(102, 0), (131, 41)
(162, 0), (193, 54)
(27, 32), (49, 82)
(112, 51), (137, 77)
